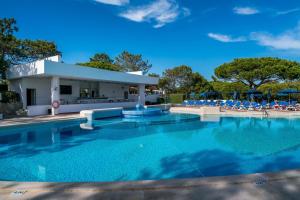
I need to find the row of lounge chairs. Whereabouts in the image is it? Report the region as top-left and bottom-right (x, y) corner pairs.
(183, 100), (300, 111)
(183, 100), (218, 107)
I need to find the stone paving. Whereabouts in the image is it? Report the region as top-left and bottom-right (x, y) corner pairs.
(171, 106), (300, 118)
(1, 169), (300, 199)
(0, 113), (82, 127)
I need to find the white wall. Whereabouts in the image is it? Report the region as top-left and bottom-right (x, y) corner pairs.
(129, 94), (160, 103)
(8, 79), (22, 95)
(8, 60), (45, 79)
(9, 79), (26, 108)
(9, 77), (51, 108)
(146, 94), (160, 103)
(99, 83), (129, 99)
(27, 105), (51, 116)
(24, 78), (51, 105)
(59, 102), (136, 114)
(26, 102), (137, 116)
(60, 79), (80, 103)
(127, 71), (143, 75)
(7, 55), (60, 79)
(44, 55), (61, 62)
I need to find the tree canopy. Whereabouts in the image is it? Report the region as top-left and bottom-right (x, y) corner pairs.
(0, 18), (60, 79)
(77, 53), (122, 71)
(214, 57), (300, 89)
(77, 61), (122, 71)
(115, 51), (152, 74)
(78, 51), (152, 73)
(257, 82), (300, 96)
(148, 73), (160, 77)
(159, 65), (210, 94)
(90, 53), (113, 63)
(211, 81), (250, 99)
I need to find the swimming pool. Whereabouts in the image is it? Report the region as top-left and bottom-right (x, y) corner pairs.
(1, 113), (300, 182)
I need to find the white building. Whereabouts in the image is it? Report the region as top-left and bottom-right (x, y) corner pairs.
(7, 56), (159, 116)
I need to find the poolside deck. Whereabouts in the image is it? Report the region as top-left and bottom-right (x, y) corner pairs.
(2, 105), (300, 128)
(0, 113), (82, 127)
(1, 169), (300, 199)
(171, 106), (300, 118)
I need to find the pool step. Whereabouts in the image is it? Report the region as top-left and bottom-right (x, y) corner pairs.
(80, 107), (123, 121)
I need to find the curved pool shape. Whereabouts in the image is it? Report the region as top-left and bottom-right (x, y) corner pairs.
(122, 107), (162, 118)
(1, 114), (300, 182)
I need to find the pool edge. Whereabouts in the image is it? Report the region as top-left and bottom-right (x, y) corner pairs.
(1, 169), (300, 199)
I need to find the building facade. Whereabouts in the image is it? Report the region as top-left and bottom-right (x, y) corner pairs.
(8, 56), (159, 116)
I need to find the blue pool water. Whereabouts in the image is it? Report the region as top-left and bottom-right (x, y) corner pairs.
(122, 107), (162, 118)
(1, 113), (300, 182)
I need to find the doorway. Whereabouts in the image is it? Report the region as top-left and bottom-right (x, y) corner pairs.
(124, 91), (129, 100)
(26, 89), (36, 106)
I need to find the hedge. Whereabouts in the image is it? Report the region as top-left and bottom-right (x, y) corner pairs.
(168, 93), (185, 104)
(1, 91), (20, 103)
(0, 84), (8, 92)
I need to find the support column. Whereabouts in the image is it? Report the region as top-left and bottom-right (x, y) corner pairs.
(51, 76), (60, 115)
(19, 81), (27, 109)
(138, 84), (145, 105)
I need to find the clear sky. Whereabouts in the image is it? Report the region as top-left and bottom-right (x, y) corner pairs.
(1, 0), (300, 79)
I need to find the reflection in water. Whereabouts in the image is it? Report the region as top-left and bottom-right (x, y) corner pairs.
(3, 116), (297, 155)
(37, 165), (46, 181)
(0, 115), (204, 157)
(200, 115), (220, 122)
(0, 123), (96, 159)
(212, 117), (300, 156)
(0, 133), (21, 145)
(267, 120), (271, 129)
(1, 115), (300, 182)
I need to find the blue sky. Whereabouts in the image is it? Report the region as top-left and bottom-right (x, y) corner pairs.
(1, 0), (300, 79)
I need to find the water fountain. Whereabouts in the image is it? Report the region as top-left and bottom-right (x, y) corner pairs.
(122, 96), (163, 118)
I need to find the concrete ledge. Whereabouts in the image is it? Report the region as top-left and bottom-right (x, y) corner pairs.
(1, 169), (300, 199)
(145, 104), (171, 111)
(0, 113), (82, 128)
(80, 107), (123, 121)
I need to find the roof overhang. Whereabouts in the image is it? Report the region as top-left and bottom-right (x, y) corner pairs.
(8, 59), (158, 85)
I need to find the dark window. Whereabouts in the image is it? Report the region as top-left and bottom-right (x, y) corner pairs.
(60, 85), (72, 95)
(0, 84), (8, 92)
(26, 88), (36, 106)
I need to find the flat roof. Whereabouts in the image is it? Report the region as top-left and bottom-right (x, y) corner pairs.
(8, 56), (158, 85)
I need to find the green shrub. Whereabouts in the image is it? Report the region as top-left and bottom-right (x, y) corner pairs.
(1, 91), (20, 103)
(0, 84), (8, 92)
(157, 97), (165, 104)
(169, 93), (185, 104)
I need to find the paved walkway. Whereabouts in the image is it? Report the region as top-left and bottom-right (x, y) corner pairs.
(0, 113), (82, 127)
(1, 169), (300, 199)
(1, 106), (300, 128)
(171, 106), (300, 118)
